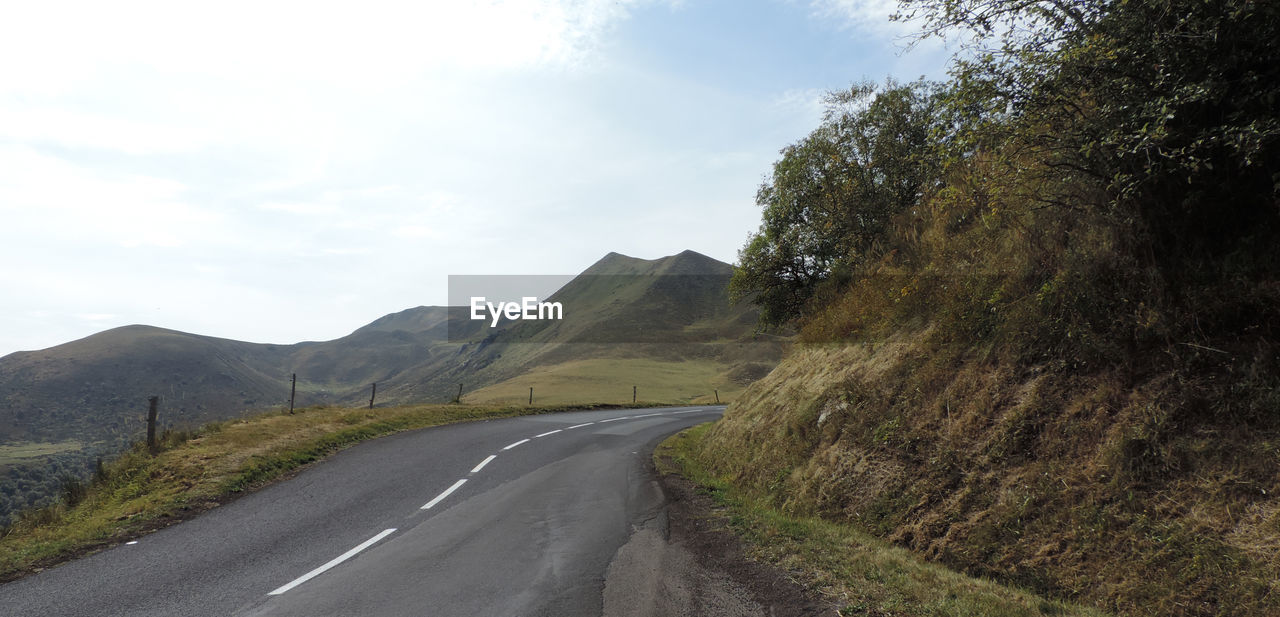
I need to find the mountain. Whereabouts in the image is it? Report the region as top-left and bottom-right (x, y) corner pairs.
(0, 326), (293, 444)
(366, 249), (781, 405)
(0, 250), (785, 447)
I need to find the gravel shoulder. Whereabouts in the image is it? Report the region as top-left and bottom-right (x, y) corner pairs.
(602, 454), (837, 617)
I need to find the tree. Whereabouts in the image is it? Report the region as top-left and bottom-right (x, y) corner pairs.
(732, 80), (944, 326)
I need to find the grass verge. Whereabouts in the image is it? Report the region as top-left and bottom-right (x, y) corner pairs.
(0, 401), (633, 582)
(657, 423), (1110, 617)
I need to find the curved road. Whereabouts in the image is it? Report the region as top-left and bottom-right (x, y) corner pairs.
(0, 406), (724, 616)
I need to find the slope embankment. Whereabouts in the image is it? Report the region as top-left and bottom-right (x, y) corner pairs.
(684, 332), (1280, 616)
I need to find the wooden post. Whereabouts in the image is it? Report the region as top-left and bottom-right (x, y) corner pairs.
(289, 373), (297, 413)
(369, 383), (377, 409)
(714, 389), (719, 404)
(455, 383), (463, 404)
(529, 387), (533, 405)
(146, 396), (159, 453)
(632, 385), (637, 404)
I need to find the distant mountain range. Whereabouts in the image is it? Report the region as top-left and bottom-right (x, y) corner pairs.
(0, 250), (787, 447)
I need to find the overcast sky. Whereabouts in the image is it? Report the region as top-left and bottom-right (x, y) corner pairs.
(0, 0), (951, 356)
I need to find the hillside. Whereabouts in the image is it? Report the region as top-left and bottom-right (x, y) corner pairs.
(354, 249), (784, 406)
(0, 327), (293, 444)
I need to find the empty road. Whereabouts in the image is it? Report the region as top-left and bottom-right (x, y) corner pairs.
(0, 406), (724, 616)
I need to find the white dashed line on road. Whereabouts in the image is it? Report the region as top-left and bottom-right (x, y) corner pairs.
(502, 438), (530, 450)
(470, 455), (496, 473)
(268, 528), (397, 596)
(421, 479), (467, 510)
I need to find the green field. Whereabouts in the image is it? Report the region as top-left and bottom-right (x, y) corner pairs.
(464, 357), (741, 406)
(0, 441), (83, 466)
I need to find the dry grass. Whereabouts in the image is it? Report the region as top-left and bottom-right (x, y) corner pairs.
(661, 424), (1108, 617)
(696, 332), (1280, 616)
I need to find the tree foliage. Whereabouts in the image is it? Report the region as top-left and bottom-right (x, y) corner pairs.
(730, 80), (945, 326)
(902, 0), (1280, 264)
(739, 0), (1280, 328)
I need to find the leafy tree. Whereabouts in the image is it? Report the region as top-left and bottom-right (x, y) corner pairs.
(899, 0), (1280, 266)
(732, 80), (945, 326)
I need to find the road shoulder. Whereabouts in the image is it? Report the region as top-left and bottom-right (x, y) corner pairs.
(602, 452), (837, 617)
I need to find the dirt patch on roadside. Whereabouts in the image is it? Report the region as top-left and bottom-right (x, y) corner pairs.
(602, 455), (836, 617)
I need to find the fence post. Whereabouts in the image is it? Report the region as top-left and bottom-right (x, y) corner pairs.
(714, 389), (719, 404)
(632, 385), (636, 404)
(289, 373), (297, 413)
(369, 383), (377, 409)
(529, 387), (533, 405)
(146, 396), (159, 453)
(455, 383), (463, 404)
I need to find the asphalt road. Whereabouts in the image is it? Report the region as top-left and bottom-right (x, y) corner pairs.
(0, 406), (724, 617)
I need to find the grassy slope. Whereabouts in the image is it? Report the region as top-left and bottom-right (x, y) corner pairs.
(690, 334), (1280, 616)
(661, 424), (1108, 617)
(0, 402), (621, 582)
(0, 326), (294, 444)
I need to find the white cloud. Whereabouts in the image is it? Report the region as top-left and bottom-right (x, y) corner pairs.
(808, 0), (911, 34)
(0, 145), (221, 249)
(806, 0), (964, 72)
(0, 1), (650, 94)
(257, 202), (342, 216)
(0, 105), (220, 155)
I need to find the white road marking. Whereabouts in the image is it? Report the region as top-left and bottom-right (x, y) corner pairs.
(126, 541), (138, 545)
(470, 455), (496, 473)
(502, 438), (530, 450)
(421, 479), (468, 510)
(632, 413), (661, 418)
(565, 422), (594, 429)
(268, 528), (397, 596)
(535, 429), (562, 438)
(597, 417), (630, 423)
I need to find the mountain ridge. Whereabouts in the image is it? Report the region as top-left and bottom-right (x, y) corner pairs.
(0, 250), (778, 446)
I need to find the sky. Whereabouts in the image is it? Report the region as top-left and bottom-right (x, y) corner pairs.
(0, 0), (953, 356)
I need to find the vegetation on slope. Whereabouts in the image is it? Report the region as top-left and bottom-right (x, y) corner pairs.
(661, 425), (1107, 617)
(704, 1), (1279, 615)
